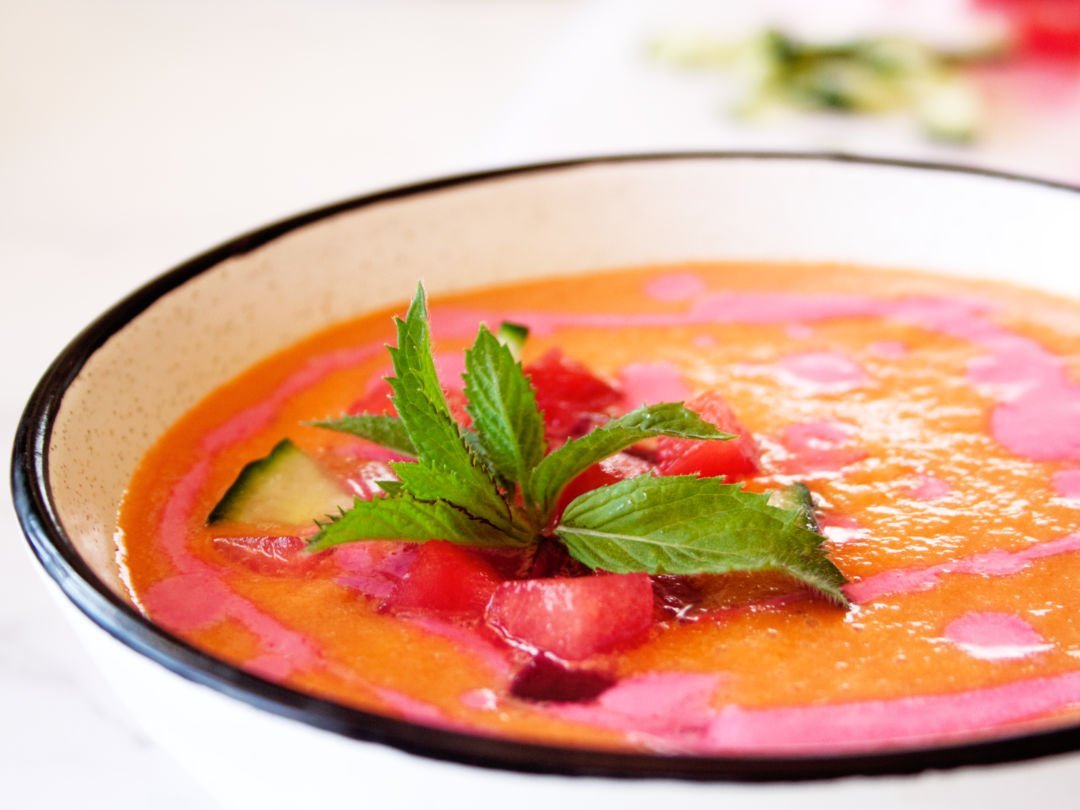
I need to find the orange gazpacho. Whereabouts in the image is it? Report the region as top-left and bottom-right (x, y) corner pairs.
(119, 262), (1080, 754)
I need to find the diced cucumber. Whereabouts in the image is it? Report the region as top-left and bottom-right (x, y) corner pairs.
(208, 439), (353, 527)
(916, 75), (980, 143)
(767, 482), (820, 533)
(496, 321), (529, 360)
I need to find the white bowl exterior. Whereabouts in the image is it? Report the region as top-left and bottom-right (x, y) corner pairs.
(36, 157), (1080, 805)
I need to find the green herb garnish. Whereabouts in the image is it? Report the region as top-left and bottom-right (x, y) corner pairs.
(651, 28), (1003, 143)
(311, 285), (848, 604)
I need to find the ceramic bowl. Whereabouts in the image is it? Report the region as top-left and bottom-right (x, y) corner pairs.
(13, 154), (1080, 810)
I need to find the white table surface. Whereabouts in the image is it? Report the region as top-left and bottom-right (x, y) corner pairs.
(3, 1), (1078, 808)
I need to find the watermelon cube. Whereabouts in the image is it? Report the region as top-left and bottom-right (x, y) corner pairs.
(390, 540), (503, 617)
(485, 573), (654, 661)
(656, 392), (760, 480)
(525, 349), (622, 441)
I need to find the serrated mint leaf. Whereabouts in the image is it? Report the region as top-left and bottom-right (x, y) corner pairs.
(390, 460), (532, 542)
(308, 494), (517, 552)
(527, 403), (734, 518)
(464, 325), (546, 489)
(556, 475), (848, 604)
(312, 414), (416, 456)
(376, 480), (406, 496)
(390, 284), (453, 408)
(386, 286), (510, 527)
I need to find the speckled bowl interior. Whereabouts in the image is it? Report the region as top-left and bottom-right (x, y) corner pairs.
(18, 155), (1080, 784)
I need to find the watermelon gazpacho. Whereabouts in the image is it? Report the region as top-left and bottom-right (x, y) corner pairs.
(119, 262), (1080, 755)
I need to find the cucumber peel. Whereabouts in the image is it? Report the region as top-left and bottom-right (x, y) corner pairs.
(208, 439), (353, 527)
(496, 321), (529, 360)
(767, 482), (820, 533)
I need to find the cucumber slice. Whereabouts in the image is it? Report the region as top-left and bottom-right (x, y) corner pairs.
(208, 439), (353, 527)
(496, 321), (529, 360)
(767, 482), (820, 533)
(916, 75), (980, 143)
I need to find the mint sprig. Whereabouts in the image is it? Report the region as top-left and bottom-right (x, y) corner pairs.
(307, 492), (515, 552)
(557, 476), (846, 603)
(464, 324), (547, 491)
(313, 284), (848, 604)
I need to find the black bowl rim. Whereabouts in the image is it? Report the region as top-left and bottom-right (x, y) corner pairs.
(11, 151), (1080, 783)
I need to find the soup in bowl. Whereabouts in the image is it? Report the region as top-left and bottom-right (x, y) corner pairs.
(14, 154), (1080, 808)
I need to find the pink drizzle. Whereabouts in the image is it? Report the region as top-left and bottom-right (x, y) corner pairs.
(845, 533), (1080, 604)
(542, 667), (1080, 755)
(405, 617), (513, 678)
(777, 351), (867, 391)
(817, 513), (868, 545)
(147, 345), (381, 675)
(373, 687), (476, 734)
(944, 612), (1052, 661)
(702, 670), (1080, 753)
(430, 292), (1080, 462)
(908, 474), (952, 502)
(143, 572), (233, 631)
(201, 346), (379, 452)
(644, 272), (707, 301)
(778, 421), (867, 472)
(869, 340), (908, 359)
(549, 673), (723, 749)
(1053, 469), (1080, 498)
(617, 362), (691, 407)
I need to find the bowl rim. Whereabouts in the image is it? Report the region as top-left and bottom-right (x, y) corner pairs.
(11, 151), (1080, 782)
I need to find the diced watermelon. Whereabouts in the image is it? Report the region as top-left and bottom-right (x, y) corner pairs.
(510, 655), (616, 703)
(977, 0), (1080, 58)
(652, 575), (705, 622)
(555, 452), (654, 518)
(525, 349), (622, 441)
(210, 535), (316, 576)
(656, 392), (760, 480)
(485, 573), (654, 661)
(389, 540), (504, 617)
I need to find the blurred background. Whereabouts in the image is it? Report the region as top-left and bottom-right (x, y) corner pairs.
(3, 1), (1079, 807)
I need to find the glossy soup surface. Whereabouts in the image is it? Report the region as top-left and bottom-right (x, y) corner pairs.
(120, 263), (1080, 755)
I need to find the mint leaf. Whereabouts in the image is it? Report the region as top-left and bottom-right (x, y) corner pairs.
(308, 494), (518, 552)
(556, 475), (848, 604)
(312, 414), (416, 456)
(464, 325), (546, 489)
(391, 460), (533, 543)
(386, 286), (511, 528)
(526, 403), (734, 517)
